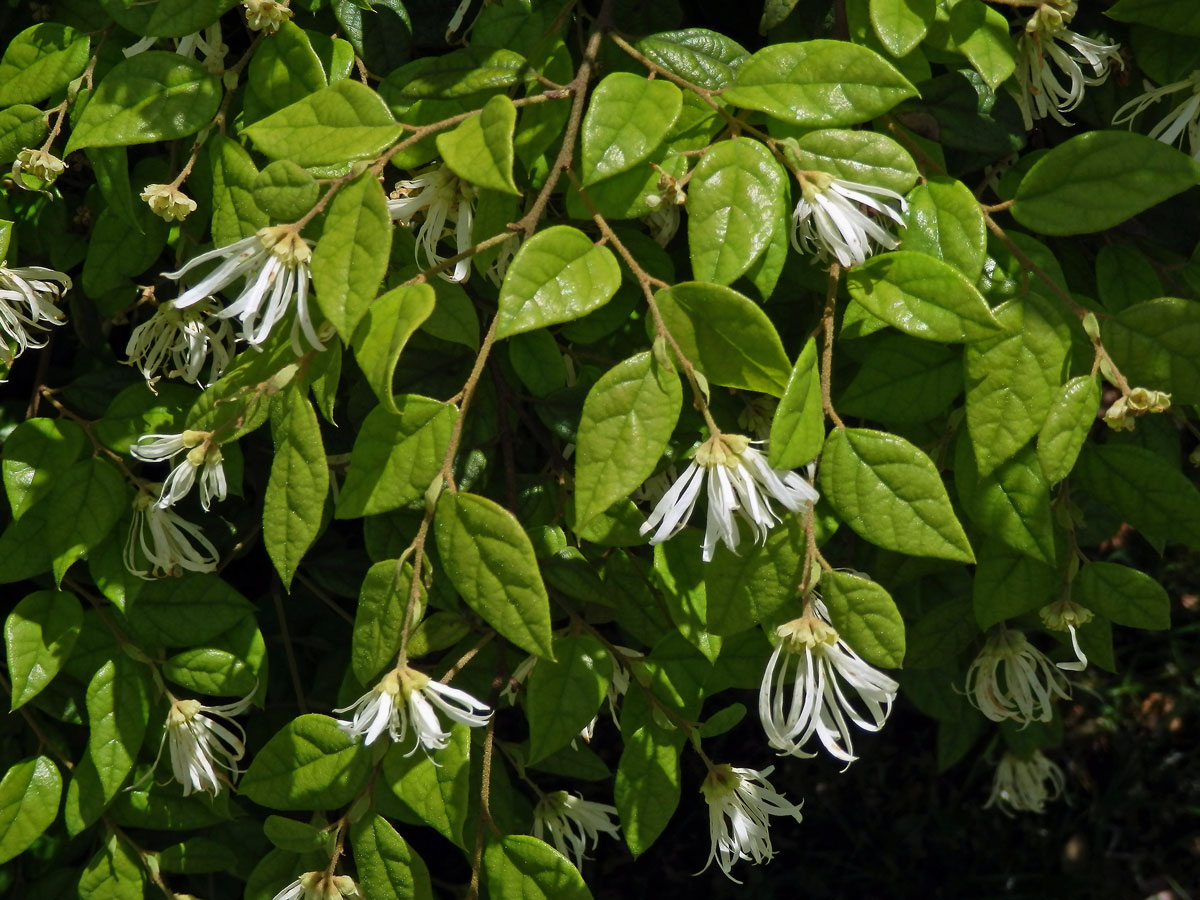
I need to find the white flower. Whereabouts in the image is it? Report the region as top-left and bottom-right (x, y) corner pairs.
(643, 203), (681, 248)
(1012, 0), (1122, 130)
(335, 665), (491, 753)
(165, 225), (323, 355)
(532, 790), (621, 870)
(141, 183), (198, 222)
(126, 299), (235, 386)
(579, 648), (634, 743)
(123, 24), (228, 74)
(964, 629), (1071, 725)
(161, 689), (253, 796)
(244, 0), (293, 33)
(0, 263), (70, 372)
(1112, 70), (1200, 160)
(639, 433), (818, 562)
(125, 491), (219, 578)
(11, 148), (66, 190)
(699, 764), (803, 883)
(1039, 599), (1093, 672)
(131, 431), (227, 510)
(985, 750), (1066, 815)
(388, 166), (477, 282)
(759, 598), (899, 765)
(790, 171), (906, 268)
(271, 873), (361, 900)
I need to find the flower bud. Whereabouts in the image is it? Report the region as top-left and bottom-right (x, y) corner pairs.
(141, 183), (198, 222)
(243, 0), (292, 33)
(13, 148), (66, 187)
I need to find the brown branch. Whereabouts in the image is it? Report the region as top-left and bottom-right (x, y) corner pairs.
(820, 263), (845, 429)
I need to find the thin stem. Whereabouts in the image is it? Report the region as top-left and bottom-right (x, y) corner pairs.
(440, 631), (495, 683)
(821, 263), (846, 429)
(272, 582), (308, 715)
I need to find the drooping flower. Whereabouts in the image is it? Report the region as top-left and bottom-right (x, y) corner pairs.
(387, 166), (477, 282)
(1012, 0), (1123, 130)
(1039, 599), (1094, 672)
(964, 628), (1071, 725)
(1113, 71), (1200, 160)
(271, 873), (362, 900)
(11, 148), (66, 190)
(125, 491), (220, 578)
(532, 790), (621, 870)
(161, 689), (254, 796)
(131, 431), (227, 511)
(699, 764), (803, 883)
(125, 298), (235, 386)
(165, 225), (323, 355)
(985, 750), (1067, 815)
(335, 664), (491, 753)
(790, 171), (906, 268)
(0, 263), (70, 372)
(244, 0), (293, 33)
(639, 433), (818, 562)
(141, 183), (198, 222)
(759, 598), (899, 765)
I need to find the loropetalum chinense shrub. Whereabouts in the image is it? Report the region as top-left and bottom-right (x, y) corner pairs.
(1, 0), (1199, 896)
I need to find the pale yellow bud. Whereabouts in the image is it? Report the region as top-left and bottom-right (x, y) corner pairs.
(243, 0), (292, 33)
(140, 183), (197, 222)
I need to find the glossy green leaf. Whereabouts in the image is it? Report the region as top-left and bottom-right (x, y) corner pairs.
(527, 635), (612, 763)
(574, 351), (682, 529)
(210, 134), (268, 245)
(635, 29), (749, 90)
(2, 417), (86, 519)
(613, 725), (681, 859)
(820, 427), (974, 562)
(241, 714), (371, 811)
(687, 138), (787, 285)
(381, 725), (470, 844)
(253, 160), (320, 221)
(264, 386), (328, 589)
(1037, 375), (1100, 484)
(434, 491), (554, 658)
(264, 815), (328, 853)
(581, 73), (682, 185)
(870, 0), (934, 57)
(5, 590), (82, 710)
(351, 814), (435, 900)
(948, 0), (1017, 88)
(724, 40), (917, 127)
(838, 334), (962, 424)
(394, 48), (527, 99)
(78, 833), (145, 900)
(1075, 562), (1171, 630)
(244, 21), (328, 124)
(127, 574), (252, 646)
(821, 569), (905, 667)
(353, 284), (436, 413)
(0, 24), (90, 107)
(85, 657), (152, 808)
(351, 559), (420, 685)
(972, 540), (1057, 630)
(484, 835), (595, 900)
(783, 128), (919, 194)
(66, 53), (221, 151)
(0, 105), (47, 166)
(768, 337), (824, 469)
(99, 0), (240, 37)
(163, 616), (266, 698)
(899, 176), (987, 280)
(1101, 298), (1200, 405)
(1108, 0), (1200, 36)
(496, 226), (621, 338)
(654, 282), (791, 396)
(0, 756), (61, 864)
(1075, 443), (1200, 549)
(1012, 131), (1200, 235)
(955, 440), (1056, 565)
(706, 518), (807, 634)
(436, 94), (519, 194)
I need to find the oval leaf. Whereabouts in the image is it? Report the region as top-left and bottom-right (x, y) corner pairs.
(820, 569), (905, 668)
(437, 93), (519, 195)
(241, 714), (371, 811)
(581, 73), (682, 185)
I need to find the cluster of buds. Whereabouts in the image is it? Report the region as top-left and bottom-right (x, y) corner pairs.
(643, 167), (688, 247)
(1104, 387), (1171, 431)
(272, 872), (360, 900)
(243, 0), (293, 34)
(140, 183), (198, 222)
(12, 148), (66, 190)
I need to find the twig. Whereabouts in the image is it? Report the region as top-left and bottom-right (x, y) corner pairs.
(820, 263), (846, 429)
(272, 582), (308, 715)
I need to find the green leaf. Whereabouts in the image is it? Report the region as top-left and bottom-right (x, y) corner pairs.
(434, 492), (553, 658)
(820, 427), (975, 562)
(581, 73), (682, 185)
(243, 80), (402, 168)
(768, 337), (824, 469)
(1095, 244), (1163, 313)
(244, 21), (328, 124)
(1075, 443), (1200, 550)
(484, 835), (595, 900)
(163, 616), (266, 698)
(352, 560), (421, 685)
(264, 815), (328, 853)
(899, 176), (987, 280)
(352, 284), (436, 413)
(955, 440), (1056, 565)
(253, 160), (320, 221)
(5, 590), (82, 710)
(724, 40), (917, 127)
(972, 540), (1056, 630)
(351, 814), (435, 900)
(964, 293), (1070, 476)
(904, 597), (977, 669)
(336, 397), (457, 518)
(687, 137), (787, 285)
(948, 0), (1017, 89)
(574, 351), (682, 529)
(99, 0), (240, 37)
(210, 135), (268, 245)
(1075, 562), (1171, 630)
(870, 0), (934, 57)
(651, 535), (720, 660)
(2, 417), (86, 519)
(635, 29), (749, 90)
(820, 569), (905, 667)
(783, 128), (919, 194)
(78, 833), (145, 900)
(241, 714), (371, 811)
(312, 169), (392, 342)
(1108, 0), (1200, 36)
(66, 53), (221, 151)
(1012, 131), (1200, 236)
(654, 282), (791, 396)
(264, 386), (329, 589)
(838, 334), (962, 424)
(381, 725), (470, 844)
(1037, 375), (1100, 484)
(613, 724), (682, 859)
(394, 48), (527, 100)
(127, 574), (252, 646)
(1101, 298), (1200, 405)
(0, 756), (61, 864)
(437, 94), (519, 195)
(496, 226), (622, 338)
(526, 635), (612, 763)
(85, 657), (152, 809)
(0, 24), (90, 107)
(0, 105), (47, 166)
(156, 837), (236, 874)
(94, 382), (193, 456)
(108, 785), (233, 832)
(706, 518), (807, 635)
(845, 251), (1003, 342)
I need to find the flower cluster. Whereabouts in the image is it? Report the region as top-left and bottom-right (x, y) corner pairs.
(272, 873), (361, 900)
(125, 298), (234, 386)
(141, 183), (198, 222)
(790, 171), (906, 268)
(125, 490), (220, 578)
(985, 750), (1067, 815)
(964, 629), (1071, 724)
(0, 263), (70, 373)
(11, 148), (66, 190)
(699, 764), (803, 882)
(132, 430), (227, 511)
(532, 791), (621, 871)
(388, 166), (478, 282)
(1113, 70), (1200, 160)
(157, 690), (254, 796)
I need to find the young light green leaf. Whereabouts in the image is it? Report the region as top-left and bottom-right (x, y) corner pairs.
(352, 559), (421, 685)
(496, 226), (621, 338)
(899, 177), (987, 280)
(705, 518), (807, 635)
(209, 134), (268, 245)
(264, 387), (329, 589)
(972, 540), (1057, 630)
(635, 29), (749, 90)
(581, 73), (682, 185)
(724, 40), (917, 126)
(948, 0), (1017, 89)
(1012, 132), (1200, 235)
(1075, 562), (1170, 630)
(820, 427), (975, 562)
(526, 635), (612, 763)
(0, 756), (62, 864)
(351, 814), (435, 900)
(85, 657), (152, 809)
(768, 337), (825, 470)
(381, 725), (470, 845)
(687, 137), (787, 285)
(352, 284), (436, 413)
(484, 835), (595, 900)
(435, 492), (553, 658)
(5, 589), (82, 710)
(244, 21), (328, 124)
(241, 714), (371, 811)
(1101, 297), (1200, 405)
(654, 282), (792, 396)
(845, 251), (1003, 342)
(784, 128), (919, 194)
(0, 24), (90, 107)
(613, 724), (682, 859)
(820, 569), (906, 668)
(438, 94), (520, 194)
(163, 616), (266, 698)
(870, 0), (934, 57)
(1075, 444), (1200, 550)
(1037, 375), (1100, 484)
(955, 440), (1056, 565)
(574, 351), (682, 529)
(66, 53), (221, 151)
